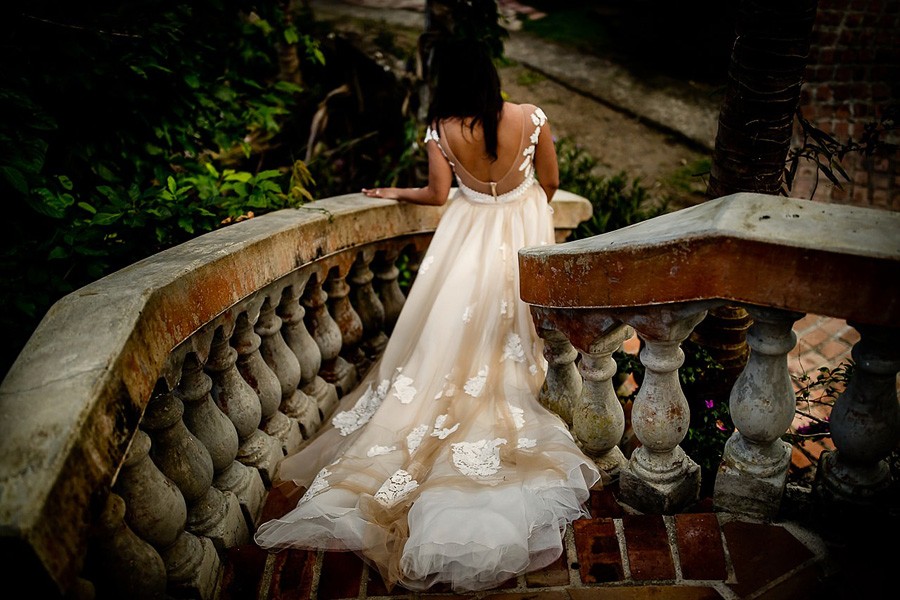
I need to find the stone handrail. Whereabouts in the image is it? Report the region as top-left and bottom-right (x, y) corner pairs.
(519, 192), (899, 517)
(0, 190), (590, 596)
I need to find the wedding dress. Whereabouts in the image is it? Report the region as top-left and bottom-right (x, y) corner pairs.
(254, 104), (600, 592)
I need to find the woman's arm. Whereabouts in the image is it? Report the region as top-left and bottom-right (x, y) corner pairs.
(362, 141), (453, 206)
(533, 119), (560, 203)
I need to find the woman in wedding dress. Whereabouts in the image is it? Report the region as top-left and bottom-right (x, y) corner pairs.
(254, 38), (601, 593)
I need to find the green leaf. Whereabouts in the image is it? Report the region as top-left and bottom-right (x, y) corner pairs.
(225, 171), (252, 183)
(177, 217), (194, 233)
(167, 176), (177, 194)
(284, 27), (299, 45)
(0, 166), (28, 195)
(48, 246), (68, 260)
(92, 212), (122, 226)
(77, 201), (96, 214)
(57, 175), (74, 191)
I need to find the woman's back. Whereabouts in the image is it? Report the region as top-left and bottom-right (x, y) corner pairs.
(435, 102), (555, 200)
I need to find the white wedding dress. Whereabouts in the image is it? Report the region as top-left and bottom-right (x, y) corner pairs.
(254, 104), (600, 592)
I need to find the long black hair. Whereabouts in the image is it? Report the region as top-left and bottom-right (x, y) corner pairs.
(425, 38), (504, 161)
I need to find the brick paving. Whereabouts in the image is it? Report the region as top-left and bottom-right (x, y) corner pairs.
(221, 482), (840, 600)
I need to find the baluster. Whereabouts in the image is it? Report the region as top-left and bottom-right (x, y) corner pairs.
(536, 322), (582, 426)
(325, 265), (365, 383)
(256, 295), (321, 438)
(233, 310), (303, 455)
(179, 353), (266, 529)
(206, 324), (283, 486)
(619, 306), (707, 514)
(113, 429), (219, 598)
(814, 324), (900, 517)
(373, 247), (406, 334)
(86, 493), (167, 600)
(279, 281), (339, 419)
(349, 249), (389, 372)
(142, 384), (248, 552)
(713, 307), (803, 518)
(573, 323), (633, 476)
(303, 273), (356, 397)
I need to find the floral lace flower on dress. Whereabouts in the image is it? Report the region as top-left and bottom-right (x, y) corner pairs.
(501, 332), (526, 363)
(299, 466), (332, 503)
(332, 379), (390, 436)
(407, 424), (428, 454)
(451, 438), (508, 479)
(374, 469), (419, 507)
(507, 403), (525, 429)
(367, 445), (397, 457)
(517, 438), (537, 450)
(392, 374), (416, 404)
(431, 414), (460, 439)
(464, 366), (489, 398)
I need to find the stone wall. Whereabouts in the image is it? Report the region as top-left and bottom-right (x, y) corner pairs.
(791, 0), (899, 210)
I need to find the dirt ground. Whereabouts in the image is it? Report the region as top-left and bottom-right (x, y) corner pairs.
(497, 61), (712, 209)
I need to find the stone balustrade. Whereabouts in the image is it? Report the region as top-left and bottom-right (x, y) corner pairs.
(0, 190), (590, 598)
(519, 192), (900, 519)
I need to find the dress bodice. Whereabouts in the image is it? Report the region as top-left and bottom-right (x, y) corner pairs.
(424, 105), (548, 204)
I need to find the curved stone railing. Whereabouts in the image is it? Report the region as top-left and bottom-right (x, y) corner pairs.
(519, 192), (900, 518)
(0, 190), (591, 598)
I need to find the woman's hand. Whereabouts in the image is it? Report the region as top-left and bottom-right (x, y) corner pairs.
(361, 187), (400, 199)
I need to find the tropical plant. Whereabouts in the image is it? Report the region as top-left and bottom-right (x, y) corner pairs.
(0, 2), (324, 378)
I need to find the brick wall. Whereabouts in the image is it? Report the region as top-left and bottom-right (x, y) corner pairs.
(790, 0), (899, 210)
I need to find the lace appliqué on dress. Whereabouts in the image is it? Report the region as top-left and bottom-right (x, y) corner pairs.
(431, 414), (459, 439)
(407, 424), (428, 454)
(464, 366), (489, 398)
(501, 332), (526, 363)
(517, 438), (537, 449)
(332, 379), (390, 436)
(451, 438), (508, 480)
(367, 445), (397, 457)
(374, 469), (419, 507)
(392, 374), (417, 404)
(299, 466), (332, 503)
(507, 403), (525, 429)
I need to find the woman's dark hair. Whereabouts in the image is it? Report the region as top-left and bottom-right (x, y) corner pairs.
(425, 39), (504, 161)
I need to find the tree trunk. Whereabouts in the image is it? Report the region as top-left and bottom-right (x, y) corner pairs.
(694, 0), (818, 397)
(708, 0), (819, 197)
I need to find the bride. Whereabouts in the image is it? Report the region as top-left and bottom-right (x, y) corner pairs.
(254, 36), (600, 593)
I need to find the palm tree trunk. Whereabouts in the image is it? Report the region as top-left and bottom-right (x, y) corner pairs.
(708, 0), (819, 197)
(694, 0), (818, 397)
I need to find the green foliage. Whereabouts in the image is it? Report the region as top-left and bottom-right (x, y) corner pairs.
(0, 1), (323, 377)
(555, 137), (667, 240)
